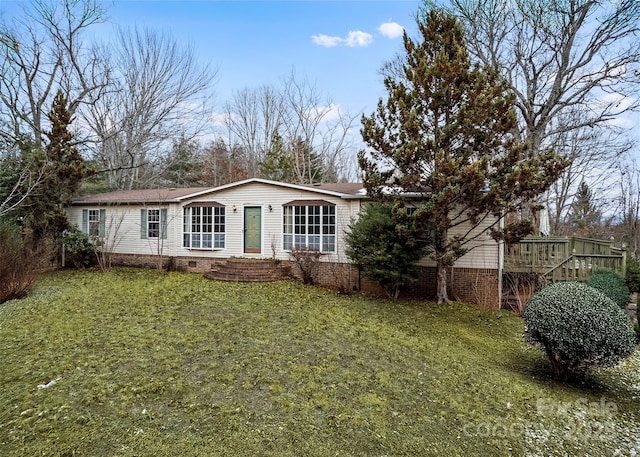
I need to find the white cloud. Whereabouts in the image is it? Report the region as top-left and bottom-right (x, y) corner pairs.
(305, 103), (344, 123)
(311, 34), (343, 47)
(311, 30), (373, 48)
(606, 116), (635, 129)
(344, 31), (374, 47)
(599, 92), (634, 111)
(378, 22), (404, 39)
(209, 112), (228, 127)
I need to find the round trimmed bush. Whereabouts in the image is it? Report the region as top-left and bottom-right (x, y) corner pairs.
(523, 282), (636, 381)
(586, 269), (630, 308)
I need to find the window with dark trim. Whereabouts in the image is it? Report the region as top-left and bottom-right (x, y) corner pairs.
(183, 205), (225, 249)
(283, 202), (335, 253)
(148, 209), (160, 238)
(140, 208), (167, 239)
(81, 208), (106, 237)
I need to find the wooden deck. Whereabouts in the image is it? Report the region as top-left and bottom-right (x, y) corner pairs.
(504, 236), (626, 282)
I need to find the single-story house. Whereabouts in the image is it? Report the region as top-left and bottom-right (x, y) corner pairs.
(67, 178), (502, 307)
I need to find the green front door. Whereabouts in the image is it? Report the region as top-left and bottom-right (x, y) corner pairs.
(244, 207), (261, 253)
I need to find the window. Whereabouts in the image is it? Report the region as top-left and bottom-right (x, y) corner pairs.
(148, 209), (160, 238)
(183, 205), (225, 249)
(88, 209), (101, 236)
(140, 208), (167, 239)
(82, 209), (105, 237)
(283, 203), (335, 253)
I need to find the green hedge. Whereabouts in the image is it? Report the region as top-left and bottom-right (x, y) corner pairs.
(586, 269), (630, 308)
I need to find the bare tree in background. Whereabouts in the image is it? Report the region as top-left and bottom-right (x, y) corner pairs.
(223, 72), (359, 183)
(84, 27), (216, 190)
(616, 159), (640, 257)
(442, 0), (640, 147)
(420, 0), (640, 227)
(279, 73), (359, 183)
(200, 138), (249, 186)
(543, 111), (633, 233)
(0, 0), (109, 147)
(0, 0), (108, 214)
(223, 85), (283, 177)
(0, 150), (45, 217)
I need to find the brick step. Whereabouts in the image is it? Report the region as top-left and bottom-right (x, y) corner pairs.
(205, 259), (291, 282)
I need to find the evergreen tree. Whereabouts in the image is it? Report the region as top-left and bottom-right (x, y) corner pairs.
(290, 137), (325, 184)
(24, 90), (92, 242)
(259, 132), (296, 183)
(345, 202), (428, 299)
(359, 8), (567, 303)
(260, 133), (327, 184)
(568, 181), (601, 235)
(161, 136), (204, 187)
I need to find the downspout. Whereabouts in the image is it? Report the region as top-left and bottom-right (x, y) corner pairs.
(498, 214), (505, 309)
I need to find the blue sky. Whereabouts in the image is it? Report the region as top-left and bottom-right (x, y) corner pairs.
(1, 0), (422, 146)
(2, 0), (637, 155)
(94, 1), (422, 118)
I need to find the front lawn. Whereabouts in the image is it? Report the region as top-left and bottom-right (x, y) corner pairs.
(0, 269), (638, 456)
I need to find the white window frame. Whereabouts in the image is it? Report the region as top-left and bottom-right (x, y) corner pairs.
(82, 208), (106, 238)
(88, 209), (101, 237)
(140, 208), (167, 239)
(283, 204), (336, 253)
(147, 208), (161, 239)
(183, 206), (226, 250)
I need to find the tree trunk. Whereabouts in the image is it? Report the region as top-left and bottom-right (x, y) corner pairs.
(546, 350), (582, 382)
(436, 263), (450, 304)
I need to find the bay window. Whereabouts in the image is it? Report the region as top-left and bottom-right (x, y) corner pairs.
(283, 201), (335, 253)
(183, 203), (225, 249)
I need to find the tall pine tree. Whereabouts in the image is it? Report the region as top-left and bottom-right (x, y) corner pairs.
(359, 8), (567, 303)
(24, 90), (92, 242)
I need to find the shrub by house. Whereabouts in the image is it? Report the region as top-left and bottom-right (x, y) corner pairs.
(523, 282), (636, 381)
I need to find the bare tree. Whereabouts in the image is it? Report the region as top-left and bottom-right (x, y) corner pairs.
(279, 72), (359, 183)
(223, 84), (283, 177)
(542, 110), (633, 233)
(200, 138), (249, 186)
(413, 0), (640, 227)
(222, 71), (359, 183)
(616, 159), (640, 257)
(0, 0), (109, 147)
(93, 208), (125, 272)
(439, 0), (640, 152)
(84, 26), (216, 190)
(0, 155), (45, 218)
(0, 0), (108, 214)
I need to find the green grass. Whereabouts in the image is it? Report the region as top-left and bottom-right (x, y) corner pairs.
(1, 268), (639, 456)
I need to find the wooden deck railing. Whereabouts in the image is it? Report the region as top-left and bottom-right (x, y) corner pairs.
(504, 236), (626, 281)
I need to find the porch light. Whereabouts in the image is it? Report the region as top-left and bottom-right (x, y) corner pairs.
(232, 205), (237, 213)
(268, 204), (273, 212)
